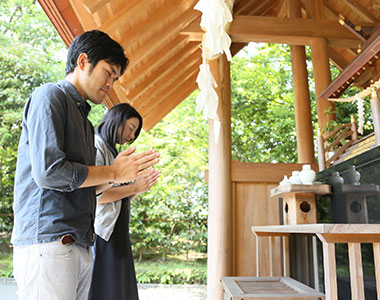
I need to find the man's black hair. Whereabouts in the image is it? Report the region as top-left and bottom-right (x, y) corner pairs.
(65, 30), (129, 76)
(96, 103), (143, 157)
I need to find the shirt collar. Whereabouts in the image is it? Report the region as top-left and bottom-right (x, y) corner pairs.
(58, 80), (91, 117)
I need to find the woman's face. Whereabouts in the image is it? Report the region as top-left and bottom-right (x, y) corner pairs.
(116, 117), (140, 145)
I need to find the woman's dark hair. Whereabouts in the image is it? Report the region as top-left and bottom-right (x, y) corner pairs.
(65, 30), (129, 76)
(96, 103), (143, 157)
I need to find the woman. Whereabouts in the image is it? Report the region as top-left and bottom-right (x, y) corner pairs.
(88, 103), (160, 300)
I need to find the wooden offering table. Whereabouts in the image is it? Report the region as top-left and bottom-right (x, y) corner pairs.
(252, 224), (380, 300)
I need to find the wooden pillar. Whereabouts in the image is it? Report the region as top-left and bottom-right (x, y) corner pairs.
(307, 0), (336, 132)
(311, 38), (335, 132)
(371, 87), (380, 145)
(207, 54), (232, 300)
(287, 0), (315, 164)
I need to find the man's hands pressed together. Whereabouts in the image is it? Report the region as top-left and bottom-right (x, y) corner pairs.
(112, 147), (160, 183)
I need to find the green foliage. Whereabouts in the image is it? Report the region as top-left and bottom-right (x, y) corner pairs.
(0, 236), (13, 277)
(0, 0), (65, 234)
(129, 92), (209, 259)
(135, 258), (207, 284)
(231, 44), (298, 163)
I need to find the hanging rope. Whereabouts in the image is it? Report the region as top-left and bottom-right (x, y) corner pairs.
(355, 94), (365, 135)
(195, 46), (221, 142)
(194, 0), (233, 61)
(193, 0), (233, 143)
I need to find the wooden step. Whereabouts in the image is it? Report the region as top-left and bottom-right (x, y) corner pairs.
(221, 276), (325, 299)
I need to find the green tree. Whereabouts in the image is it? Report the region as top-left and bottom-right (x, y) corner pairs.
(129, 92), (209, 260)
(231, 43), (298, 163)
(0, 0), (65, 232)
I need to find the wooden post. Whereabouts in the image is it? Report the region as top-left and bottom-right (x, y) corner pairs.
(287, 0), (315, 164)
(370, 87), (380, 145)
(317, 234), (338, 300)
(311, 37), (336, 133)
(317, 127), (326, 170)
(207, 54), (232, 300)
(306, 0), (336, 133)
(348, 243), (365, 300)
(373, 243), (380, 300)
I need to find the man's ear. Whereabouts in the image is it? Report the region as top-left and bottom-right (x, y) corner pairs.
(77, 53), (88, 71)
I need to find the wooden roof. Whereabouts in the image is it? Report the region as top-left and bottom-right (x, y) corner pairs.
(38, 0), (380, 131)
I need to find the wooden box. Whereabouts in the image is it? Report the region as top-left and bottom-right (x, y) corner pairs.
(221, 276), (325, 299)
(271, 184), (331, 225)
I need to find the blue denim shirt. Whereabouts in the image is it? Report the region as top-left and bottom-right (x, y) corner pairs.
(11, 80), (97, 248)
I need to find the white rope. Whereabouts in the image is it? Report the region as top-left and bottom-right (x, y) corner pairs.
(355, 95), (365, 134)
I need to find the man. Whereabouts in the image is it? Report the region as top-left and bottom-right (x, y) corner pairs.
(11, 30), (159, 300)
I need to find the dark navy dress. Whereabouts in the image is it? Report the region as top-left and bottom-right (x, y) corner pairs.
(88, 197), (139, 300)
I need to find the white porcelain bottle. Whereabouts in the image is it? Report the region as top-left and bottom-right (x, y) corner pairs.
(289, 171), (302, 184)
(299, 164), (316, 185)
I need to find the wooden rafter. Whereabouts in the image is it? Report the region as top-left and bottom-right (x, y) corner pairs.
(38, 0), (82, 46)
(134, 50), (201, 107)
(320, 32), (380, 100)
(143, 74), (199, 131)
(340, 0), (379, 23)
(38, 0), (380, 131)
(138, 59), (201, 117)
(126, 44), (200, 100)
(121, 36), (191, 88)
(122, 8), (200, 69)
(182, 15), (360, 48)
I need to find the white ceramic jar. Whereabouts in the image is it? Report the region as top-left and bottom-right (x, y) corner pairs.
(299, 164), (316, 185)
(289, 171), (302, 184)
(279, 175), (291, 186)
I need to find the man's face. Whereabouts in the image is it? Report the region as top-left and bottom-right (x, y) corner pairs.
(81, 58), (121, 104)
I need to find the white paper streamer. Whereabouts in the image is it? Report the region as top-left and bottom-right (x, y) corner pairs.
(356, 95), (364, 135)
(194, 0), (233, 61)
(195, 52), (221, 143)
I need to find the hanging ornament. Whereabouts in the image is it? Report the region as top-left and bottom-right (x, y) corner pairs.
(194, 0), (233, 61)
(355, 95), (364, 135)
(195, 48), (221, 143)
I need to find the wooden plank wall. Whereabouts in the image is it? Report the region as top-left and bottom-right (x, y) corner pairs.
(231, 161), (319, 276)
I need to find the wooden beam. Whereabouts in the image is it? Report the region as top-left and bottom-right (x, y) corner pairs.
(122, 8), (200, 68)
(230, 43), (248, 57)
(98, 0), (156, 33)
(182, 15), (360, 48)
(231, 161), (318, 183)
(328, 47), (350, 71)
(138, 58), (201, 116)
(340, 0), (379, 23)
(139, 66), (199, 119)
(117, 0), (195, 49)
(120, 36), (190, 87)
(320, 33), (380, 99)
(38, 0), (82, 46)
(82, 0), (110, 14)
(67, 0), (98, 30)
(126, 44), (200, 100)
(304, 0), (324, 19)
(142, 74), (198, 131)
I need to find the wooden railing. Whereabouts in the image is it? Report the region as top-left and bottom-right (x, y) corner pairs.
(317, 117), (358, 170)
(252, 224), (380, 300)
